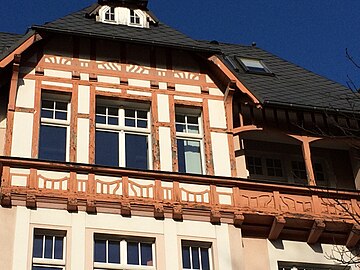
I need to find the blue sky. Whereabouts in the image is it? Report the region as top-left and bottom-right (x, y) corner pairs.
(1, 1), (359, 88)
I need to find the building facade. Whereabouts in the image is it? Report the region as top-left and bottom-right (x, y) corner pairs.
(0, 1), (360, 269)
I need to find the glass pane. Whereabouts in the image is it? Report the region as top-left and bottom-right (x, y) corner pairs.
(188, 124), (199, 134)
(108, 240), (120, 264)
(125, 118), (136, 127)
(108, 107), (118, 116)
(187, 116), (198, 124)
(177, 139), (186, 173)
(127, 242), (140, 265)
(177, 140), (202, 174)
(191, 247), (200, 269)
(176, 114), (185, 123)
(96, 106), (106, 115)
(125, 134), (148, 170)
(94, 240), (106, 263)
(125, 109), (135, 118)
(42, 100), (54, 109)
(137, 120), (148, 128)
(55, 102), (67, 111)
(137, 110), (147, 119)
(96, 115), (106, 124)
(108, 116), (119, 126)
(140, 243), (153, 266)
(182, 246), (191, 269)
(201, 248), (210, 270)
(33, 235), (43, 258)
(55, 111), (67, 120)
(39, 125), (67, 162)
(176, 123), (186, 133)
(44, 236), (53, 259)
(54, 236), (63, 260)
(95, 131), (119, 167)
(41, 109), (53, 119)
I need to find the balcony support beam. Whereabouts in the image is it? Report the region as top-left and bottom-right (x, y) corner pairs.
(307, 219), (325, 244)
(346, 224), (360, 248)
(268, 216), (286, 240)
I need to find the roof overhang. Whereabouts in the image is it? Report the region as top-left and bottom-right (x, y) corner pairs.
(0, 30), (41, 68)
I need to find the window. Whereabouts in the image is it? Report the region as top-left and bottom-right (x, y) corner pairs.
(105, 7), (115, 21)
(130, 10), (141, 25)
(246, 156), (263, 175)
(291, 160), (307, 184)
(176, 111), (204, 174)
(236, 57), (272, 74)
(94, 235), (155, 269)
(95, 103), (151, 170)
(39, 99), (70, 162)
(278, 261), (350, 270)
(32, 230), (66, 270)
(181, 241), (211, 270)
(245, 156), (284, 179)
(266, 158), (283, 177)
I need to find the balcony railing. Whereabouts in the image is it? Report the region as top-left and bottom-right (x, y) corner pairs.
(1, 156), (360, 247)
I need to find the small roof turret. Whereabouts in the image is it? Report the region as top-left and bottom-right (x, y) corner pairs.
(98, 0), (148, 9)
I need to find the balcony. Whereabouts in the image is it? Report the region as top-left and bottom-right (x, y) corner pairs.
(1, 156), (360, 247)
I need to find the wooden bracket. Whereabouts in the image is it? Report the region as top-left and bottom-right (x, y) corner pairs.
(0, 192), (11, 208)
(210, 209), (221, 224)
(268, 216), (286, 240)
(154, 203), (164, 220)
(172, 204), (183, 221)
(67, 198), (78, 212)
(233, 211), (245, 227)
(121, 201), (131, 217)
(307, 219), (325, 245)
(346, 224), (360, 248)
(86, 200), (97, 214)
(26, 194), (37, 209)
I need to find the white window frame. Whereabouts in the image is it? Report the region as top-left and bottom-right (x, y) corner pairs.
(95, 101), (152, 170)
(175, 109), (206, 174)
(93, 234), (156, 270)
(245, 154), (286, 181)
(32, 229), (66, 270)
(103, 6), (117, 23)
(129, 9), (142, 26)
(39, 96), (71, 162)
(181, 240), (213, 270)
(236, 57), (272, 74)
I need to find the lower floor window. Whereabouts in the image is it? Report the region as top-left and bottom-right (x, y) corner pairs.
(32, 229), (66, 270)
(39, 125), (67, 162)
(181, 241), (211, 270)
(94, 235), (155, 269)
(177, 139), (203, 174)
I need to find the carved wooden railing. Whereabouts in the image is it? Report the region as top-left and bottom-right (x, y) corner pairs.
(1, 156), (360, 247)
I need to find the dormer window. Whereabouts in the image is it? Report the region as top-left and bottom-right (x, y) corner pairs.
(130, 10), (141, 25)
(236, 57), (273, 75)
(104, 7), (115, 22)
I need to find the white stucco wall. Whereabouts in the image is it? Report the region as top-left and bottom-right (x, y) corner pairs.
(11, 112), (33, 158)
(211, 132), (231, 177)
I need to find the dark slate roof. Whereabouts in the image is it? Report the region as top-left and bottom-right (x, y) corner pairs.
(32, 6), (219, 53)
(0, 32), (23, 55)
(202, 41), (360, 112)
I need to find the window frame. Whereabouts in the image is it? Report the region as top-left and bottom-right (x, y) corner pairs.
(95, 100), (152, 170)
(245, 154), (286, 182)
(103, 6), (117, 23)
(129, 9), (142, 26)
(93, 234), (156, 270)
(175, 109), (206, 175)
(181, 240), (213, 270)
(39, 96), (71, 162)
(32, 229), (67, 270)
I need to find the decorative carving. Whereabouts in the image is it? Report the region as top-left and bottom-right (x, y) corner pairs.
(26, 194), (37, 209)
(280, 196), (313, 213)
(98, 62), (122, 71)
(320, 198), (352, 217)
(86, 200), (97, 214)
(239, 194), (274, 209)
(121, 201), (131, 217)
(233, 211), (245, 227)
(154, 203), (164, 219)
(1, 193), (12, 208)
(180, 187), (210, 204)
(95, 179), (122, 196)
(172, 204), (183, 221)
(44, 56), (71, 66)
(173, 71), (200, 81)
(210, 209), (221, 224)
(126, 64), (150, 74)
(67, 198), (78, 212)
(38, 174), (68, 191)
(128, 179), (154, 198)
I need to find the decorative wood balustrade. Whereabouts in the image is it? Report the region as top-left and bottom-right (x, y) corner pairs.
(1, 156), (360, 247)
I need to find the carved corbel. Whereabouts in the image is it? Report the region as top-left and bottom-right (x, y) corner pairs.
(26, 194), (37, 209)
(67, 197), (78, 212)
(86, 199), (97, 214)
(210, 208), (221, 224)
(1, 192), (12, 208)
(154, 203), (164, 220)
(121, 201), (131, 217)
(233, 211), (245, 227)
(172, 204), (183, 221)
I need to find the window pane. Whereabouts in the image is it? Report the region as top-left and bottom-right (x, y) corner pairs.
(182, 246), (191, 269)
(176, 123), (186, 133)
(94, 240), (106, 263)
(44, 236), (53, 259)
(187, 116), (198, 124)
(95, 131), (119, 167)
(108, 240), (120, 264)
(55, 111), (67, 120)
(42, 100), (54, 109)
(41, 109), (53, 119)
(55, 101), (67, 111)
(125, 134), (148, 170)
(33, 235), (43, 258)
(125, 118), (136, 127)
(96, 106), (106, 115)
(137, 110), (147, 119)
(137, 119), (148, 128)
(39, 125), (67, 162)
(127, 242), (140, 265)
(188, 124), (199, 134)
(176, 114), (185, 123)
(108, 116), (118, 126)
(140, 243), (153, 266)
(177, 139), (202, 174)
(191, 247), (200, 269)
(201, 248), (210, 270)
(125, 109), (135, 118)
(96, 115), (106, 124)
(108, 107), (118, 116)
(54, 236), (63, 260)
